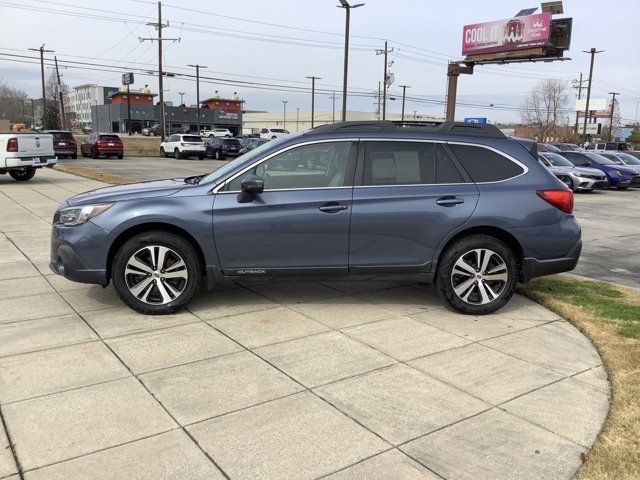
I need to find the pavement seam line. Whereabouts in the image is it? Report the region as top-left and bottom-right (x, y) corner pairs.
(0, 404), (23, 480)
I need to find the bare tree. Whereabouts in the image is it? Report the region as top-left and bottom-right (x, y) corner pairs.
(521, 79), (570, 141)
(0, 81), (28, 123)
(46, 71), (59, 101)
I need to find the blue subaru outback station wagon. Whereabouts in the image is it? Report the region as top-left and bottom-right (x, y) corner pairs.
(50, 121), (581, 315)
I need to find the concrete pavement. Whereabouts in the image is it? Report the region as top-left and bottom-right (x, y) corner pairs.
(0, 168), (610, 479)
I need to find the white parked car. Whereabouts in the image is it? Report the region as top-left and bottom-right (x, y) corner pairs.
(260, 127), (290, 140)
(201, 128), (232, 138)
(0, 133), (56, 181)
(160, 134), (206, 160)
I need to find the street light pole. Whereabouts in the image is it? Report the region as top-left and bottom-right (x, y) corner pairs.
(188, 64), (207, 134)
(282, 100), (288, 129)
(581, 48), (604, 143)
(306, 76), (321, 128)
(178, 91), (186, 105)
(399, 84), (410, 122)
(608, 92), (619, 141)
(338, 0), (364, 122)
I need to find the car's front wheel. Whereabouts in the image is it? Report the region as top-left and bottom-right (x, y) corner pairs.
(112, 231), (201, 314)
(438, 234), (517, 315)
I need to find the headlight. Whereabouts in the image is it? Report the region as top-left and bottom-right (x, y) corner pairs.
(614, 170), (624, 176)
(57, 204), (114, 226)
(573, 172), (584, 177)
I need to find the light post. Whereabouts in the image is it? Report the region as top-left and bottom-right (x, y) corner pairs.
(399, 84), (410, 122)
(296, 107), (300, 132)
(306, 76), (321, 128)
(282, 100), (288, 129)
(178, 91), (186, 105)
(188, 64), (207, 133)
(608, 92), (619, 141)
(338, 0), (364, 121)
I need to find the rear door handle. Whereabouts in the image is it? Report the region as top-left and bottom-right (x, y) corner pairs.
(436, 196), (464, 206)
(319, 202), (348, 213)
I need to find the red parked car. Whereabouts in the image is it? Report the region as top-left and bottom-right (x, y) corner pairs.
(43, 130), (77, 159)
(80, 133), (124, 159)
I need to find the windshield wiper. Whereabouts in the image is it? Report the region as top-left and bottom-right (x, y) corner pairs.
(184, 174), (206, 185)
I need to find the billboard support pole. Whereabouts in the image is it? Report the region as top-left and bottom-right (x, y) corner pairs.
(445, 62), (474, 122)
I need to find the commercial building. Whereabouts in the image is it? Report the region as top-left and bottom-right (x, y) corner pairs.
(66, 84), (120, 128)
(92, 90), (244, 135)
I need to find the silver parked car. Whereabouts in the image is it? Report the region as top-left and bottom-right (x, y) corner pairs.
(538, 152), (607, 191)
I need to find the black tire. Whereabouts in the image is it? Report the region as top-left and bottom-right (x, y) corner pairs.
(271, 136), (277, 140)
(215, 150), (221, 160)
(71, 152), (78, 159)
(9, 168), (36, 182)
(117, 153), (124, 159)
(604, 175), (611, 189)
(566, 178), (576, 192)
(112, 231), (202, 315)
(198, 155), (204, 160)
(437, 234), (517, 315)
(149, 131), (155, 137)
(92, 148), (99, 159)
(160, 147), (166, 157)
(174, 148), (182, 160)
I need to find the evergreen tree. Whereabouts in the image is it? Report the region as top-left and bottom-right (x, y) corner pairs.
(42, 104), (60, 130)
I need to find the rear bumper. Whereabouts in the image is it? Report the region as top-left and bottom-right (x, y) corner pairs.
(522, 239), (582, 282)
(54, 149), (76, 156)
(2, 156), (57, 168)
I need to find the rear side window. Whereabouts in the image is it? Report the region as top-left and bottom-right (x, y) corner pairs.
(449, 144), (524, 182)
(363, 141), (465, 186)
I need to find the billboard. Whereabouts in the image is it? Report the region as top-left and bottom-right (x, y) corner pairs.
(462, 12), (552, 56)
(464, 117), (488, 123)
(575, 98), (607, 111)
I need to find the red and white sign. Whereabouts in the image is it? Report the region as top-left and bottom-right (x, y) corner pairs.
(462, 12), (552, 56)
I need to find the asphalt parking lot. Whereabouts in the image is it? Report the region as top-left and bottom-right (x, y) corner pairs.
(0, 169), (611, 479)
(59, 156), (640, 290)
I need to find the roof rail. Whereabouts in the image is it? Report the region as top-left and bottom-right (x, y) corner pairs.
(307, 121), (506, 139)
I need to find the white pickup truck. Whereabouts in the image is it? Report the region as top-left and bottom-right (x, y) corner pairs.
(0, 133), (57, 181)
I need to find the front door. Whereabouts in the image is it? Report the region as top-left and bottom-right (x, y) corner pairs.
(349, 140), (479, 272)
(213, 140), (356, 274)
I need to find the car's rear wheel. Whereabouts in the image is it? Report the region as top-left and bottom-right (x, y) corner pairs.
(9, 168), (36, 182)
(174, 148), (182, 159)
(112, 232), (201, 314)
(438, 234), (517, 315)
(198, 155), (204, 160)
(117, 153), (124, 159)
(160, 147), (166, 157)
(71, 152), (77, 159)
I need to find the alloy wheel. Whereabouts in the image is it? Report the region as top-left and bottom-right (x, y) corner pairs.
(450, 248), (508, 305)
(124, 246), (188, 305)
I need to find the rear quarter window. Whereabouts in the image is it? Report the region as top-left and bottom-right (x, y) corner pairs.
(449, 144), (525, 182)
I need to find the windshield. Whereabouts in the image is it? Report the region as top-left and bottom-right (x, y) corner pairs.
(585, 153), (616, 165)
(201, 135), (291, 185)
(541, 153), (573, 167)
(599, 153), (624, 165)
(616, 153), (640, 165)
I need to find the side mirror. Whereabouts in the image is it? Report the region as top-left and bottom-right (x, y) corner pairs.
(241, 175), (264, 194)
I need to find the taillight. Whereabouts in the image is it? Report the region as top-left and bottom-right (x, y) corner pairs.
(537, 189), (573, 214)
(7, 138), (18, 152)
(180, 142), (185, 147)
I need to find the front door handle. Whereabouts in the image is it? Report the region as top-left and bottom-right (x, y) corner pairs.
(319, 202), (348, 213)
(436, 196), (464, 206)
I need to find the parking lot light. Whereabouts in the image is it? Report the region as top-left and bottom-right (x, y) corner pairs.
(338, 1), (365, 122)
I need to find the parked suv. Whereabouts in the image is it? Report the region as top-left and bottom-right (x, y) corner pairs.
(80, 133), (123, 159)
(260, 127), (289, 140)
(206, 137), (242, 159)
(160, 134), (206, 159)
(43, 130), (77, 158)
(50, 121), (582, 315)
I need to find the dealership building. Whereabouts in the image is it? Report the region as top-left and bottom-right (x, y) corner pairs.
(91, 89), (243, 135)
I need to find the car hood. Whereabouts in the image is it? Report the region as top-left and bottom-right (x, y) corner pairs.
(573, 166), (605, 176)
(65, 178), (188, 206)
(603, 164), (639, 175)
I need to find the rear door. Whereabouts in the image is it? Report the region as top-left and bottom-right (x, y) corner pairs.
(349, 140), (479, 272)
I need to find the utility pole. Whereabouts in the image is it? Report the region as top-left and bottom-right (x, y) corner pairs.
(306, 76), (321, 128)
(177, 91), (186, 105)
(139, 2), (179, 139)
(572, 73), (586, 133)
(296, 107), (300, 132)
(375, 41), (393, 120)
(377, 81), (381, 119)
(187, 64), (207, 133)
(330, 92), (338, 123)
(29, 45), (54, 126)
(282, 100), (288, 129)
(54, 56), (66, 129)
(608, 92), (619, 141)
(399, 84), (410, 122)
(338, 0), (364, 121)
(581, 48), (604, 143)
(413, 110), (417, 121)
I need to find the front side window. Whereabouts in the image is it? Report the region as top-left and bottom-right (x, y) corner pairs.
(449, 144), (524, 182)
(227, 141), (352, 191)
(363, 141), (465, 186)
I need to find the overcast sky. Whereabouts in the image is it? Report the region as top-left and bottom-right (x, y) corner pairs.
(1, 0), (639, 123)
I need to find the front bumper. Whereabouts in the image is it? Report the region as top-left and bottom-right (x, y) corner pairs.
(49, 222), (109, 285)
(522, 239), (582, 282)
